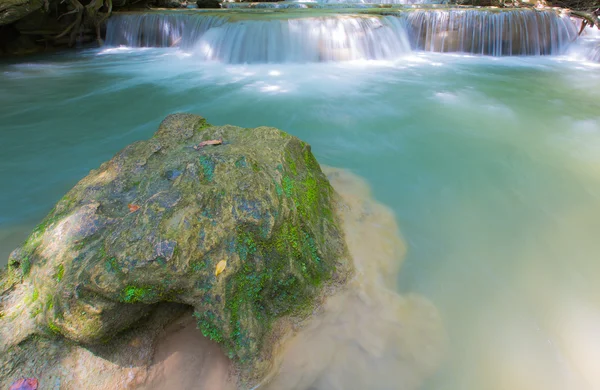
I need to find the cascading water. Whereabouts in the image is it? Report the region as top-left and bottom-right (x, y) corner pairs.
(194, 16), (411, 63)
(289, 0), (443, 4)
(222, 0), (445, 6)
(571, 25), (600, 63)
(105, 13), (225, 47)
(106, 13), (412, 62)
(402, 9), (577, 55)
(588, 44), (600, 62)
(105, 9), (578, 62)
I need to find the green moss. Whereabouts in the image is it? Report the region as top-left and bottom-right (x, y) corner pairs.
(172, 244), (181, 259)
(273, 180), (283, 197)
(194, 118), (210, 131)
(55, 264), (65, 282)
(30, 306), (42, 318)
(235, 156), (248, 168)
(105, 257), (119, 273)
(21, 256), (31, 276)
(200, 155), (216, 183)
(303, 147), (319, 171)
(47, 321), (61, 334)
(236, 229), (258, 262)
(191, 259), (207, 273)
(300, 175), (319, 214)
(24, 202), (73, 253)
(46, 294), (54, 311)
(30, 208), (57, 237)
(25, 288), (39, 305)
(217, 216), (333, 363)
(285, 150), (298, 175)
(120, 286), (155, 303)
(194, 310), (225, 343)
(282, 176), (294, 198)
(119, 284), (182, 303)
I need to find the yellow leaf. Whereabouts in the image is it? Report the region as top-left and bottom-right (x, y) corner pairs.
(215, 260), (227, 277)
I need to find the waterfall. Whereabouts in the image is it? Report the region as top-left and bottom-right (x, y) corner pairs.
(567, 26), (600, 63)
(104, 9), (578, 62)
(193, 16), (411, 63)
(588, 44), (600, 63)
(402, 9), (577, 56)
(106, 13), (412, 62)
(105, 13), (225, 47)
(223, 3), (311, 9)
(310, 0), (442, 4)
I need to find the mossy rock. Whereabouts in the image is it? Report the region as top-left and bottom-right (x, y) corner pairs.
(5, 113), (349, 384)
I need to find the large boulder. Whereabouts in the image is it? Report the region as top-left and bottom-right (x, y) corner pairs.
(3, 113), (349, 383)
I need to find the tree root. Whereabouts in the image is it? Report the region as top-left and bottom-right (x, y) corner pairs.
(570, 9), (600, 34)
(52, 0), (112, 46)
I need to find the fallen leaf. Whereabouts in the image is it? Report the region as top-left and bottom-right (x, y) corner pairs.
(9, 377), (39, 390)
(128, 204), (140, 212)
(194, 139), (223, 150)
(215, 260), (227, 277)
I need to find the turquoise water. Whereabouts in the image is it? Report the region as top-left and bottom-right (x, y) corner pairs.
(2, 48), (600, 389)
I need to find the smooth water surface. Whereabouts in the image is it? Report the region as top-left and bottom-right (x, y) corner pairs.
(1, 48), (600, 390)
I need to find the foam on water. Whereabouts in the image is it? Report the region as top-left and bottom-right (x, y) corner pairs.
(567, 25), (600, 63)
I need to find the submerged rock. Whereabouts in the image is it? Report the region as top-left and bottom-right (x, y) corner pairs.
(0, 113), (350, 385)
